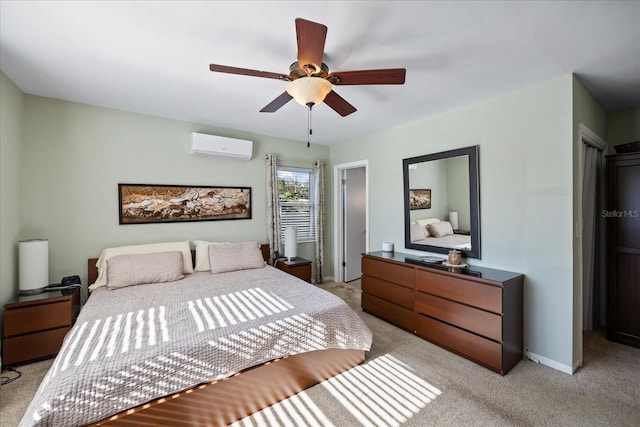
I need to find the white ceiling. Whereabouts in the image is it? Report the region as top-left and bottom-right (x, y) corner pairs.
(1, 1), (639, 145)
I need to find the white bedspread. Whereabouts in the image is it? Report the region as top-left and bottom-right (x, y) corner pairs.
(19, 266), (372, 427)
(413, 233), (471, 250)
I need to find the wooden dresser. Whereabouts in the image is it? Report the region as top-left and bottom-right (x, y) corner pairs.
(362, 251), (523, 375)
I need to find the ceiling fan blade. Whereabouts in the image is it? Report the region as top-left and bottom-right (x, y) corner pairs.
(329, 68), (406, 85)
(209, 64), (287, 80)
(295, 18), (327, 71)
(324, 90), (357, 117)
(260, 92), (293, 113)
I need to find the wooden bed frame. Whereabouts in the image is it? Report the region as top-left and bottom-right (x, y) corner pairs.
(84, 245), (365, 426)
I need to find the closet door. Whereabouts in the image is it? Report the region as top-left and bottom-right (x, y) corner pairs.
(605, 152), (640, 348)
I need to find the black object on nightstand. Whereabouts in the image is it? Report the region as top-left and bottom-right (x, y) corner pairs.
(2, 288), (80, 367)
(275, 257), (312, 283)
(454, 229), (471, 235)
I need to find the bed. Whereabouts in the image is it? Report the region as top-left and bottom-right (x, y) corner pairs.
(410, 218), (471, 250)
(411, 233), (471, 250)
(19, 242), (372, 427)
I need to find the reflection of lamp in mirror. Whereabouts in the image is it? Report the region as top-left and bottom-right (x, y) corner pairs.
(449, 211), (459, 231)
(284, 227), (298, 262)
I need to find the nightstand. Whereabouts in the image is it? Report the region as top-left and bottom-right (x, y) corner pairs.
(2, 289), (80, 367)
(276, 257), (312, 283)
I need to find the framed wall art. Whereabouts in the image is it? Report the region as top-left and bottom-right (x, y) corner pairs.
(118, 184), (251, 224)
(409, 189), (431, 210)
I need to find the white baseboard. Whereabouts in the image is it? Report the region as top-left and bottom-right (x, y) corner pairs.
(525, 349), (574, 375)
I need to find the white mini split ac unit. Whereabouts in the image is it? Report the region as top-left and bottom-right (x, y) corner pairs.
(190, 132), (253, 160)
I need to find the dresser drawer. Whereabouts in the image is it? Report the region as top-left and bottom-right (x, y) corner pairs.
(362, 275), (414, 309)
(415, 269), (502, 313)
(362, 293), (414, 332)
(2, 327), (70, 366)
(362, 257), (414, 289)
(415, 292), (502, 342)
(415, 314), (502, 373)
(4, 301), (72, 337)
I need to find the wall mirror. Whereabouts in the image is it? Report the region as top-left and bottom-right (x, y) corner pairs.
(403, 145), (481, 259)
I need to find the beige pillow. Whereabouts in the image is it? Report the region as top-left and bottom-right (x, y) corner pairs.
(106, 251), (184, 289)
(410, 222), (426, 242)
(208, 241), (265, 274)
(193, 240), (212, 271)
(416, 218), (440, 237)
(90, 240), (193, 290)
(427, 221), (454, 238)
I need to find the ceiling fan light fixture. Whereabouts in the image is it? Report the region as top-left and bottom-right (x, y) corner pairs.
(286, 77), (332, 107)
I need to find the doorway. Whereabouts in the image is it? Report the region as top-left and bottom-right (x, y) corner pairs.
(576, 123), (607, 371)
(333, 161), (369, 283)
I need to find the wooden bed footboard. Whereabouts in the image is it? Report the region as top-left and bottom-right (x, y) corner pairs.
(90, 348), (364, 426)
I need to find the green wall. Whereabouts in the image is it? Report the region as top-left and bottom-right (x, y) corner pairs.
(607, 107), (640, 150)
(571, 76), (607, 371)
(330, 75), (576, 370)
(18, 96), (328, 292)
(0, 72), (24, 313)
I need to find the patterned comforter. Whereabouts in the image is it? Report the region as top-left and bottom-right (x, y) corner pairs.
(19, 266), (372, 426)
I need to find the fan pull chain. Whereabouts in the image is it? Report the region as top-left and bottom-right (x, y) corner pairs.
(306, 103), (313, 148)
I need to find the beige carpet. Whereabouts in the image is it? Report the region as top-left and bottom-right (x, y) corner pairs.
(2, 280), (639, 426)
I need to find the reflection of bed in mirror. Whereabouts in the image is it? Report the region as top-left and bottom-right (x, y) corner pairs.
(409, 217), (471, 250)
(403, 145), (480, 259)
(412, 234), (471, 250)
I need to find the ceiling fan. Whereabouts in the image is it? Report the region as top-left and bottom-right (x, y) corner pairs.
(209, 18), (406, 117)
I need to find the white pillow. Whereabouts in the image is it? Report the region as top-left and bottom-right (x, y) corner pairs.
(410, 222), (426, 242)
(427, 221), (454, 238)
(416, 218), (440, 237)
(208, 241), (265, 274)
(90, 240), (193, 290)
(106, 251), (184, 289)
(193, 240), (212, 271)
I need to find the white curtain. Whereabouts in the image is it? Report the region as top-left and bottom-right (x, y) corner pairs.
(582, 143), (604, 330)
(313, 160), (325, 283)
(265, 154), (281, 263)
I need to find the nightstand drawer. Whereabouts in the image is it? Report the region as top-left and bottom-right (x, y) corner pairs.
(276, 258), (312, 282)
(4, 301), (72, 337)
(288, 263), (311, 281)
(2, 327), (70, 366)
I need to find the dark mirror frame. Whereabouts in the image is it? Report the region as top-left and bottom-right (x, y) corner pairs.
(403, 145), (481, 259)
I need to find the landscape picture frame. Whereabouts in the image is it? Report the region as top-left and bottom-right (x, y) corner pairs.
(409, 189), (432, 210)
(118, 183), (251, 224)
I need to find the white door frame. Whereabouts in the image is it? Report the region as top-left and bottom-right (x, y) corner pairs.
(333, 160), (369, 283)
(575, 123), (606, 372)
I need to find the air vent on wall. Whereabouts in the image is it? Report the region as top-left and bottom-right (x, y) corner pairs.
(190, 132), (253, 160)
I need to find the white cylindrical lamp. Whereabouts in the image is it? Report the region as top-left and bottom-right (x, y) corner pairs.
(449, 211), (459, 230)
(284, 227), (298, 262)
(19, 239), (49, 295)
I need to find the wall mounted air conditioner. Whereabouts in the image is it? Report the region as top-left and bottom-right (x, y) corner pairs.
(190, 132), (253, 160)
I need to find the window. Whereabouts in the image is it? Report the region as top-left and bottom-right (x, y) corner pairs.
(277, 166), (315, 242)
